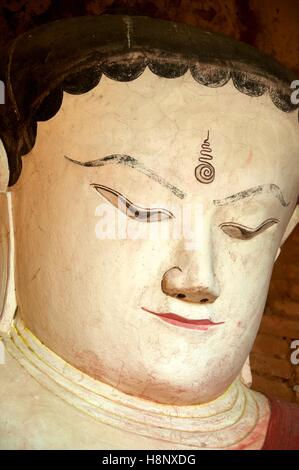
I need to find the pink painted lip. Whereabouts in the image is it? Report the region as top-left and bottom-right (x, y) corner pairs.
(141, 307), (225, 331)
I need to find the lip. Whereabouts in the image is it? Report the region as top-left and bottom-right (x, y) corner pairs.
(141, 307), (225, 331)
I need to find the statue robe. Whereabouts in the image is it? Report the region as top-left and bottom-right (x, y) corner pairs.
(262, 396), (299, 450)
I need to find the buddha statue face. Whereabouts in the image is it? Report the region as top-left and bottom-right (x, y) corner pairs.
(8, 68), (299, 405)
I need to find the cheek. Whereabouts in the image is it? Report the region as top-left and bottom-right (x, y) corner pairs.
(216, 241), (277, 328)
(218, 230), (279, 283)
(84, 239), (164, 307)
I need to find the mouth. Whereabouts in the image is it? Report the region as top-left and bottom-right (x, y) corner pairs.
(141, 307), (225, 331)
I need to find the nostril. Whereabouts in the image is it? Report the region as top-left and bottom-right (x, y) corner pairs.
(200, 298), (209, 304)
(176, 293), (186, 299)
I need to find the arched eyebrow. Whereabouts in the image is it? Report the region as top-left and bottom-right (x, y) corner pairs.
(64, 154), (186, 199)
(213, 184), (289, 207)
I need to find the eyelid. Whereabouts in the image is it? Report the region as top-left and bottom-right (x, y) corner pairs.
(219, 218), (279, 240)
(91, 184), (174, 222)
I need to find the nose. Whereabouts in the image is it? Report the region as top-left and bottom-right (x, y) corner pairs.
(160, 213), (220, 306)
(161, 266), (219, 304)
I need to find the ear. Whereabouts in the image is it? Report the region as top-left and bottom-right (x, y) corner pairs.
(0, 141), (16, 335)
(0, 192), (17, 335)
(281, 205), (299, 245)
(240, 355), (252, 388)
(275, 205), (299, 262)
(0, 139), (9, 192)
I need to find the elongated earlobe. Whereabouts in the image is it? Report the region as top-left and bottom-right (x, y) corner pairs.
(281, 205), (299, 246)
(274, 205), (299, 263)
(0, 138), (16, 333)
(0, 139), (9, 192)
(275, 247), (281, 261)
(240, 355), (252, 388)
(0, 192), (17, 334)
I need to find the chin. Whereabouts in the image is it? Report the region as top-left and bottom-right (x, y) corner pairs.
(122, 360), (239, 405)
(135, 377), (232, 405)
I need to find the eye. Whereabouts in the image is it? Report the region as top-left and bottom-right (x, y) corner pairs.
(220, 218), (279, 240)
(91, 184), (174, 222)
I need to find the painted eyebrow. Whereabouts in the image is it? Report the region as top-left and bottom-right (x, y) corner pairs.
(64, 154), (186, 199)
(213, 184), (289, 207)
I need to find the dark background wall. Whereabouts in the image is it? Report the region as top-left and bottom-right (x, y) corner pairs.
(0, 0), (298, 402)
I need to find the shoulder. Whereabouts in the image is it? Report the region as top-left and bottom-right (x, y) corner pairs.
(262, 396), (299, 450)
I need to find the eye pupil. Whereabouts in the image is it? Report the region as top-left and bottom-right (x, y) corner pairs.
(134, 210), (140, 217)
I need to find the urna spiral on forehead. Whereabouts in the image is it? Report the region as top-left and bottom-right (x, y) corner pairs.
(0, 14), (297, 187)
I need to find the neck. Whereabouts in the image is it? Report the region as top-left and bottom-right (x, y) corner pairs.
(5, 315), (270, 450)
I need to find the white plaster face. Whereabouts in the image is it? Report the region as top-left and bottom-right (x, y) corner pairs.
(11, 69), (299, 405)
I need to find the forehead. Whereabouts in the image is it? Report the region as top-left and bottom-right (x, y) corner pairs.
(34, 68), (299, 201)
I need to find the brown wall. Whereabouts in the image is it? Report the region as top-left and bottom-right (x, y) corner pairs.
(251, 228), (299, 402)
(0, 0), (298, 402)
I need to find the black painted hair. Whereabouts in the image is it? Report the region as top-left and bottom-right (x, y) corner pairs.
(0, 14), (297, 187)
